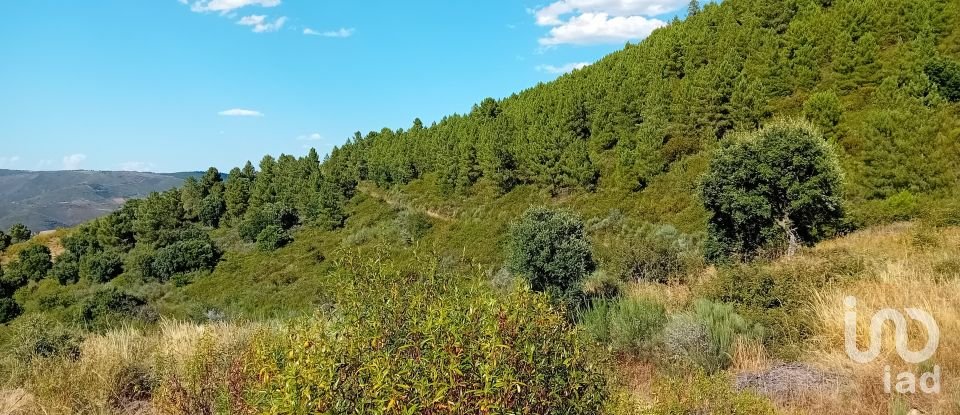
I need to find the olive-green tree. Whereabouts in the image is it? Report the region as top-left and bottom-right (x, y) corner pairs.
(702, 119), (844, 260)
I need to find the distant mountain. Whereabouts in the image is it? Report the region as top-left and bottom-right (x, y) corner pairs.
(0, 169), (191, 232)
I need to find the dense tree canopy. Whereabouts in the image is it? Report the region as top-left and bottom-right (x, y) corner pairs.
(701, 120), (845, 259)
(508, 207), (595, 297)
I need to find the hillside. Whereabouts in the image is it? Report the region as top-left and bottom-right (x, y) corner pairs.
(1, 0), (960, 413)
(0, 170), (195, 232)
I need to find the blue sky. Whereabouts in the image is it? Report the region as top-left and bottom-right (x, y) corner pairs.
(1, 0), (691, 173)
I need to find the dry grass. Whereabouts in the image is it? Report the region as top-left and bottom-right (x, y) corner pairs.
(10, 320), (264, 415)
(0, 229), (69, 265)
(801, 223), (960, 414)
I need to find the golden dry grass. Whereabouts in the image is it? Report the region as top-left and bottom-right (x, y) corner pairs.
(799, 223), (960, 414)
(10, 320), (263, 415)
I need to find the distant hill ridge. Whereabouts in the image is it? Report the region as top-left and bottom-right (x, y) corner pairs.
(0, 169), (203, 232)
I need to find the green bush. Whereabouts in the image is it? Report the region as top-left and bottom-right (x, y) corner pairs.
(8, 223), (32, 243)
(693, 299), (764, 370)
(255, 225), (291, 252)
(580, 296), (667, 356)
(238, 203), (298, 243)
(5, 315), (83, 362)
(50, 253), (81, 285)
(0, 297), (22, 324)
(925, 56), (960, 102)
(618, 231), (692, 284)
(703, 252), (859, 357)
(580, 270), (622, 300)
(78, 289), (148, 331)
(247, 265), (608, 413)
(152, 239), (219, 281)
(507, 207), (595, 297)
(79, 249), (124, 283)
(0, 231), (10, 252)
(395, 209), (432, 244)
(123, 245), (157, 281)
(5, 244), (53, 285)
(647, 371), (776, 414)
(803, 91), (842, 136)
(660, 313), (713, 370)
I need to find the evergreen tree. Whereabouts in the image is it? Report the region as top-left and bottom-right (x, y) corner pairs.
(8, 224), (31, 244)
(702, 119), (844, 260)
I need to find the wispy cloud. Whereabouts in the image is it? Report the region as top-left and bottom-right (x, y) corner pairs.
(303, 27), (355, 38)
(183, 0), (281, 14)
(62, 154), (87, 170)
(218, 108), (264, 117)
(533, 0), (677, 45)
(0, 156), (20, 169)
(297, 133), (324, 141)
(119, 161), (156, 172)
(237, 14), (287, 33)
(536, 62), (590, 74)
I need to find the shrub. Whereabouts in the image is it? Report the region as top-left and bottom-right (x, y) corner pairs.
(255, 225), (291, 252)
(702, 254), (858, 356)
(581, 296), (667, 355)
(152, 239), (219, 281)
(581, 270), (622, 300)
(803, 91), (842, 135)
(648, 371), (777, 414)
(78, 289), (148, 331)
(0, 297), (22, 324)
(247, 266), (608, 413)
(395, 209), (432, 244)
(693, 299), (764, 370)
(507, 207), (595, 297)
(8, 223), (32, 243)
(661, 313), (714, 370)
(238, 204), (298, 243)
(80, 249), (124, 283)
(4, 244), (53, 285)
(123, 245), (157, 280)
(925, 56), (960, 102)
(618, 231), (691, 284)
(0, 231), (10, 251)
(5, 315), (83, 362)
(50, 252), (81, 285)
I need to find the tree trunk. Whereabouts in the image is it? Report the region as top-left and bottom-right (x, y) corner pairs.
(778, 214), (800, 257)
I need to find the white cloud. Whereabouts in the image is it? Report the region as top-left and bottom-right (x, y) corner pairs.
(185, 0), (281, 14)
(237, 14), (287, 33)
(533, 0), (677, 45)
(62, 154), (87, 170)
(540, 12), (665, 45)
(303, 27), (355, 38)
(0, 156), (20, 168)
(119, 161), (156, 172)
(297, 133), (324, 141)
(536, 62), (591, 74)
(218, 108), (264, 117)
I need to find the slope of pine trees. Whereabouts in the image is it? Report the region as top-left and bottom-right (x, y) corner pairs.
(323, 0), (960, 227)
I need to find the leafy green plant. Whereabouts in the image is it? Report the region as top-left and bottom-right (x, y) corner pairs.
(255, 225), (291, 252)
(507, 207), (595, 297)
(693, 299), (764, 370)
(701, 119), (845, 260)
(646, 371), (776, 414)
(394, 209), (432, 244)
(580, 296), (667, 356)
(247, 264), (608, 413)
(80, 249), (124, 283)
